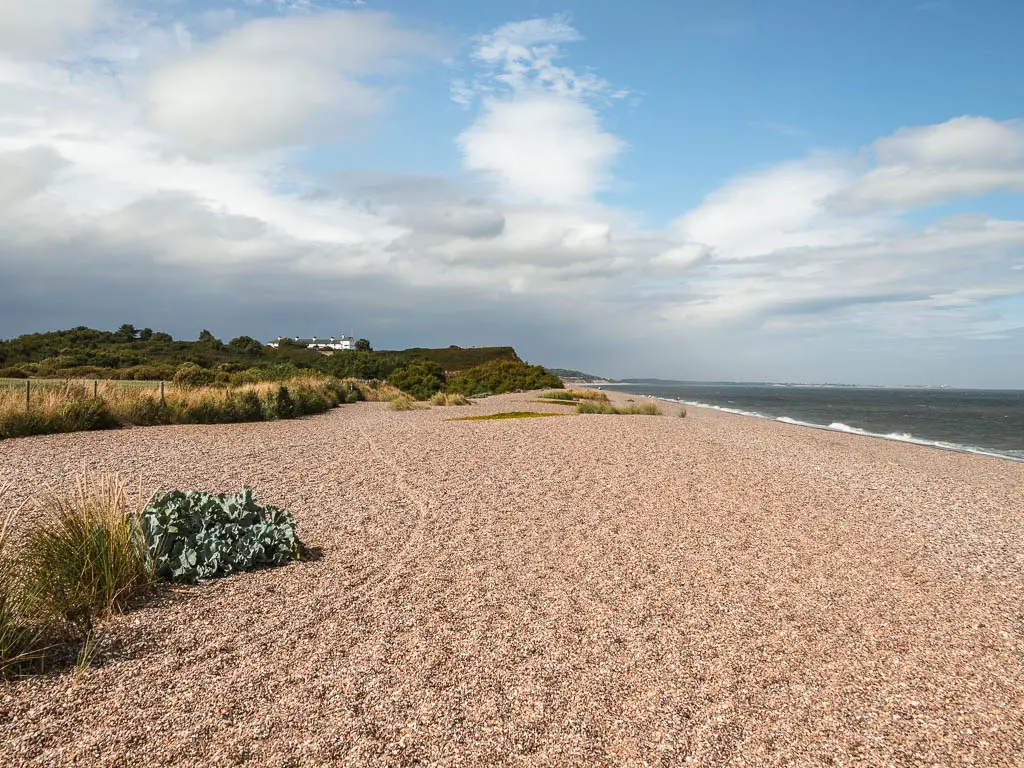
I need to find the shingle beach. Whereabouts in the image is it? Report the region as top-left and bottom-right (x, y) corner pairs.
(2, 391), (1022, 766)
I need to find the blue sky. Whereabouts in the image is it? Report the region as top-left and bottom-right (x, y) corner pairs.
(1, 0), (1023, 385)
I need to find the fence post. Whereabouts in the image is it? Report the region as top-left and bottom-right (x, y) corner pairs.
(93, 380), (98, 398)
(160, 381), (165, 404)
(226, 386), (230, 401)
(25, 379), (30, 411)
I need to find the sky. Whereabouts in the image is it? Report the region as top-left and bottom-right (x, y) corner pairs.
(1, 0), (1023, 386)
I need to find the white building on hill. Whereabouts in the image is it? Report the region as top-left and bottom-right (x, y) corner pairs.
(267, 334), (355, 351)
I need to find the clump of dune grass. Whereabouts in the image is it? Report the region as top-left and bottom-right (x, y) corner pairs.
(0, 488), (44, 674)
(450, 411), (567, 421)
(356, 381), (401, 402)
(541, 389), (609, 402)
(22, 473), (151, 637)
(389, 394), (426, 411)
(430, 392), (471, 407)
(576, 401), (662, 416)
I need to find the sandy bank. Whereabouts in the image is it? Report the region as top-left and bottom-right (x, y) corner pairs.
(1, 392), (1022, 766)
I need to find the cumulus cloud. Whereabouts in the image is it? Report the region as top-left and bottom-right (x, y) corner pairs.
(0, 0), (100, 57)
(832, 116), (1024, 212)
(675, 158), (885, 261)
(146, 11), (442, 155)
(456, 16), (625, 205)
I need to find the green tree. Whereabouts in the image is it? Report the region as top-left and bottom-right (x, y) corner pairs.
(229, 336), (263, 355)
(354, 338), (372, 351)
(116, 324), (138, 341)
(150, 332), (173, 343)
(138, 328), (153, 341)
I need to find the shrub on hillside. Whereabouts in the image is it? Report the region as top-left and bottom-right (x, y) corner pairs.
(390, 361), (447, 400)
(448, 360), (563, 396)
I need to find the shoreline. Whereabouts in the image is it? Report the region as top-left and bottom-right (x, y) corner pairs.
(593, 386), (1024, 464)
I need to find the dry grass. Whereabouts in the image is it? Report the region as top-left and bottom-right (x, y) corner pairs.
(356, 382), (401, 402)
(430, 392), (472, 407)
(0, 376), (354, 438)
(389, 394), (427, 411)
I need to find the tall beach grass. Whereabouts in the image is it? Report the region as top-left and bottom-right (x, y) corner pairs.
(576, 401), (662, 416)
(541, 389), (610, 402)
(0, 376), (365, 440)
(22, 474), (152, 637)
(0, 487), (43, 673)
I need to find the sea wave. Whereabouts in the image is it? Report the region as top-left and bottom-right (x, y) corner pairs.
(657, 398), (1024, 462)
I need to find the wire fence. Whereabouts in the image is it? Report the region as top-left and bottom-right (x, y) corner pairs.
(0, 378), (169, 411)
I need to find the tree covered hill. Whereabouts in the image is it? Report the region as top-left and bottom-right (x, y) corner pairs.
(0, 326), (525, 383)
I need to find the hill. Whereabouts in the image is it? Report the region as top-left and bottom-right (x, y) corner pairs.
(547, 368), (616, 383)
(0, 326), (523, 383)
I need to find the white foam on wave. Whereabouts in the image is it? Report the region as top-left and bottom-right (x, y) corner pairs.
(654, 397), (1023, 462)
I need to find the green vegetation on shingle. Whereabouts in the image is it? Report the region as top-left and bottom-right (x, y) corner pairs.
(576, 401), (662, 416)
(449, 411), (567, 421)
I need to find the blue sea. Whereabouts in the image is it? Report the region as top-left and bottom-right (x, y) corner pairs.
(611, 383), (1024, 462)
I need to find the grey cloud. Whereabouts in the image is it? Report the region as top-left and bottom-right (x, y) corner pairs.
(0, 146), (69, 205)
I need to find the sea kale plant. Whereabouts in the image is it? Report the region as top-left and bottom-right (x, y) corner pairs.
(141, 488), (302, 583)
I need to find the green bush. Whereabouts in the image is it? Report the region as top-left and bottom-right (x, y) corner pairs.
(273, 385), (295, 419)
(229, 390), (263, 422)
(390, 361), (447, 400)
(120, 395), (169, 426)
(0, 411), (50, 439)
(173, 362), (216, 389)
(53, 398), (119, 433)
(448, 360), (562, 396)
(141, 488), (302, 583)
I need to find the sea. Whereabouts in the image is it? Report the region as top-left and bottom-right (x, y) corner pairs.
(609, 382), (1024, 462)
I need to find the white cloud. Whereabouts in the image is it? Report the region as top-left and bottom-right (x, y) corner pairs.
(832, 116), (1024, 212)
(660, 117), (1024, 343)
(674, 158), (886, 260)
(459, 95), (624, 206)
(146, 11), (442, 155)
(0, 0), (101, 57)
(455, 16), (625, 205)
